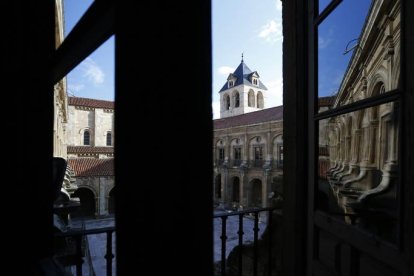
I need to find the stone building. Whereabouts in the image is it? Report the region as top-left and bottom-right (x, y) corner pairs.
(53, 0), (77, 197)
(213, 59), (284, 209)
(322, 0), (401, 239)
(66, 97), (115, 218)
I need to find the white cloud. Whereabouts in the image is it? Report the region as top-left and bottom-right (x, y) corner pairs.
(265, 79), (283, 107)
(82, 58), (105, 85)
(258, 19), (283, 43)
(318, 36), (333, 49)
(68, 83), (85, 92)
(275, 0), (282, 11)
(218, 66), (235, 76)
(212, 100), (221, 119)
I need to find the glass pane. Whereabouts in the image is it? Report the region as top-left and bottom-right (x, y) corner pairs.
(318, 102), (399, 243)
(319, 0), (332, 15)
(317, 0), (401, 112)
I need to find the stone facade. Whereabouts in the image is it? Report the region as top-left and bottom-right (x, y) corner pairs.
(67, 97), (114, 147)
(67, 97), (115, 217)
(214, 60), (283, 209)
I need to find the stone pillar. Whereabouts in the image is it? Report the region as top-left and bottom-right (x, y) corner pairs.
(239, 171), (245, 208)
(99, 177), (108, 216)
(262, 171), (271, 208)
(222, 169), (228, 208)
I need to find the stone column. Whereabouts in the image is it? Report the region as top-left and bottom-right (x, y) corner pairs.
(99, 177), (108, 216)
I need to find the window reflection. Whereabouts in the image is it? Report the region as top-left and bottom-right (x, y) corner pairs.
(318, 0), (400, 111)
(318, 101), (399, 242)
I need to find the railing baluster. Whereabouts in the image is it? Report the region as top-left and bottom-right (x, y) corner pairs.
(105, 230), (114, 276)
(253, 212), (259, 276)
(221, 216), (228, 276)
(238, 213), (244, 276)
(75, 235), (83, 276)
(268, 210), (273, 276)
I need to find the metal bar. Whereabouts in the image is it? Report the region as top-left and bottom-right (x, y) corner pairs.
(253, 212), (259, 276)
(75, 235), (83, 276)
(314, 90), (400, 120)
(221, 216), (228, 276)
(50, 0), (115, 84)
(55, 226), (116, 237)
(268, 210), (273, 276)
(105, 230), (114, 276)
(315, 0), (342, 26)
(214, 207), (276, 218)
(238, 214), (244, 276)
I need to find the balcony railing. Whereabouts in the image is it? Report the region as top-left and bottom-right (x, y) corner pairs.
(55, 226), (116, 276)
(214, 207), (279, 276)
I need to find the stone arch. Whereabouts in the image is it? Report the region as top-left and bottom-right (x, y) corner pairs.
(230, 176), (240, 203)
(230, 138), (243, 163)
(368, 70), (387, 97)
(248, 178), (263, 207)
(233, 90), (240, 108)
(257, 91), (264, 108)
(272, 134), (283, 167)
(72, 186), (97, 218)
(249, 136), (265, 166)
(79, 128), (93, 146)
(248, 89), (255, 107)
(224, 94), (231, 110)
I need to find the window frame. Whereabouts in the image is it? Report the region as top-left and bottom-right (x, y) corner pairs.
(310, 0), (404, 253)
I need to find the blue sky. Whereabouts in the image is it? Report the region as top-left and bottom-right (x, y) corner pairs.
(63, 0), (371, 117)
(318, 0), (371, 98)
(212, 0), (283, 118)
(64, 0), (114, 101)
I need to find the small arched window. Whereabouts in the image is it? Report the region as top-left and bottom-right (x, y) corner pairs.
(106, 132), (112, 146)
(257, 92), (264, 108)
(248, 91), (255, 107)
(83, 130), (90, 145)
(235, 92), (240, 107)
(225, 94), (230, 110)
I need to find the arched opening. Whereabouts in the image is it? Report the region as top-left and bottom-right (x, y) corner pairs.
(248, 90), (255, 107)
(257, 91), (264, 108)
(108, 187), (115, 215)
(106, 131), (112, 146)
(249, 179), (262, 207)
(234, 92), (240, 107)
(232, 177), (240, 203)
(83, 130), (90, 145)
(225, 94), (230, 110)
(72, 188), (96, 218)
(215, 174), (222, 199)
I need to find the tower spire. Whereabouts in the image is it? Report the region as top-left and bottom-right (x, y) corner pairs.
(241, 52), (244, 63)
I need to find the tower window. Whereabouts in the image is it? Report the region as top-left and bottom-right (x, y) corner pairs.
(228, 80), (234, 88)
(235, 92), (240, 107)
(225, 94), (230, 110)
(83, 130), (90, 145)
(106, 132), (112, 146)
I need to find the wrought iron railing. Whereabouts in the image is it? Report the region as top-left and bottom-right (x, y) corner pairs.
(55, 226), (116, 276)
(214, 207), (277, 276)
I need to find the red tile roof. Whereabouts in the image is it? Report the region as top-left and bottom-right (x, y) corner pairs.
(69, 96), (114, 109)
(67, 146), (114, 154)
(214, 106), (283, 129)
(68, 158), (114, 177)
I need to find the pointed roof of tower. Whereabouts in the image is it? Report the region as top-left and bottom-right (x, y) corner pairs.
(219, 60), (268, 92)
